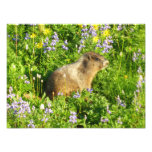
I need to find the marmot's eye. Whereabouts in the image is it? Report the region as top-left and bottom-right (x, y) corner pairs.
(95, 57), (100, 61)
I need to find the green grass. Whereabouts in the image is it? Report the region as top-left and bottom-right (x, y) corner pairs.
(7, 24), (145, 128)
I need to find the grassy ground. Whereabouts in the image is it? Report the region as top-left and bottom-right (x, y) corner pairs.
(7, 24), (145, 128)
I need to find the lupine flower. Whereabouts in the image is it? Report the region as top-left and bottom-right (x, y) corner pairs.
(45, 108), (53, 114)
(9, 86), (13, 94)
(25, 33), (31, 40)
(62, 45), (68, 50)
(41, 115), (49, 122)
(117, 24), (123, 31)
(69, 111), (77, 124)
(117, 117), (123, 124)
(100, 24), (111, 31)
(100, 117), (109, 123)
(64, 40), (68, 45)
(89, 25), (97, 37)
(142, 54), (145, 60)
(107, 105), (112, 114)
(73, 91), (81, 98)
(7, 97), (31, 118)
(27, 120), (35, 128)
(87, 88), (93, 93)
(46, 47), (51, 51)
(136, 74), (144, 92)
(25, 80), (30, 84)
(52, 32), (59, 42)
(7, 86), (15, 99)
(52, 47), (55, 51)
(7, 103), (11, 110)
(48, 102), (51, 108)
(116, 95), (126, 107)
(80, 39), (84, 44)
(101, 36), (113, 53)
(132, 52), (137, 62)
(32, 105), (35, 111)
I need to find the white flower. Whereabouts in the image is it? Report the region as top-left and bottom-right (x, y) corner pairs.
(40, 104), (44, 110)
(37, 74), (41, 79)
(26, 44), (28, 50)
(33, 77), (35, 80)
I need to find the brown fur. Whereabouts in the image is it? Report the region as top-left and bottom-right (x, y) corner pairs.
(46, 52), (109, 99)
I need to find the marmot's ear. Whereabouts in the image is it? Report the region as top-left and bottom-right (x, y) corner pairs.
(85, 54), (92, 60)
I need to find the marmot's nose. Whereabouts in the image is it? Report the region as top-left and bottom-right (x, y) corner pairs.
(103, 60), (109, 67)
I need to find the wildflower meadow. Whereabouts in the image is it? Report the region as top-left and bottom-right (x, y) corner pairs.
(7, 24), (145, 128)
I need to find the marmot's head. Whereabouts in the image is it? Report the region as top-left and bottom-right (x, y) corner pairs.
(82, 52), (109, 72)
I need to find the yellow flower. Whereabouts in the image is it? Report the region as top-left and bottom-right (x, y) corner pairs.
(43, 28), (51, 35)
(124, 75), (128, 79)
(78, 24), (83, 28)
(103, 30), (110, 37)
(93, 36), (99, 43)
(93, 24), (99, 30)
(36, 42), (43, 49)
(30, 33), (36, 38)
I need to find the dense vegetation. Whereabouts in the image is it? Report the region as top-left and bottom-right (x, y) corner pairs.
(7, 24), (145, 128)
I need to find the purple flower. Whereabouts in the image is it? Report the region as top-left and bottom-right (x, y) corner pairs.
(52, 47), (55, 51)
(87, 88), (93, 93)
(107, 105), (111, 114)
(117, 117), (123, 124)
(52, 32), (59, 42)
(51, 40), (56, 46)
(47, 47), (51, 51)
(69, 111), (77, 124)
(24, 33), (31, 40)
(64, 40), (68, 45)
(117, 24), (123, 31)
(73, 92), (81, 98)
(41, 115), (49, 122)
(25, 80), (30, 84)
(9, 86), (13, 94)
(48, 102), (51, 108)
(62, 45), (68, 50)
(27, 120), (35, 128)
(116, 95), (126, 107)
(81, 28), (88, 32)
(45, 37), (49, 42)
(100, 117), (109, 123)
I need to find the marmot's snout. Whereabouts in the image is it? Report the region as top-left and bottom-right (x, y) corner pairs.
(103, 60), (109, 68)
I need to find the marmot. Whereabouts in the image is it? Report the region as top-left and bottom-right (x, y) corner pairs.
(46, 52), (109, 99)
